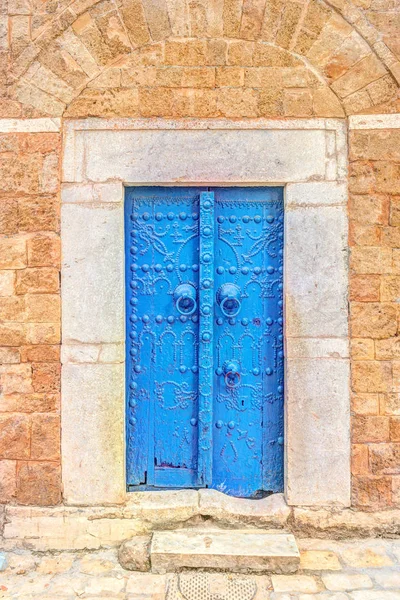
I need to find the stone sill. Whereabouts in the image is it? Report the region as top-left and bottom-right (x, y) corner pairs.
(1, 491), (399, 552)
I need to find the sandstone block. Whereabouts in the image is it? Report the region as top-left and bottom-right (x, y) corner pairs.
(0, 347), (20, 364)
(376, 337), (400, 360)
(0, 460), (17, 502)
(380, 276), (400, 302)
(350, 275), (380, 302)
(118, 535), (151, 571)
(351, 130), (400, 162)
(312, 87), (345, 117)
(370, 443), (400, 475)
(0, 199), (18, 234)
(350, 247), (392, 275)
(390, 196), (400, 226)
(216, 66), (244, 87)
(217, 88), (259, 117)
(351, 361), (392, 393)
(227, 40), (254, 66)
(390, 417), (400, 442)
(0, 415), (30, 459)
(120, 0), (150, 47)
(353, 416), (390, 443)
(0, 271), (14, 296)
(21, 344), (60, 363)
(283, 89), (313, 117)
(165, 40), (206, 66)
(0, 237), (26, 269)
(32, 362), (60, 393)
(0, 363), (32, 394)
(0, 323), (27, 346)
(3, 392), (59, 413)
(352, 475), (393, 510)
(31, 414), (60, 460)
(141, 0), (171, 41)
(351, 393), (379, 416)
(350, 223), (381, 247)
(382, 393), (400, 416)
(25, 294), (60, 323)
(27, 322), (60, 344)
(350, 338), (374, 360)
(350, 194), (389, 225)
(16, 461), (61, 505)
(223, 0), (242, 37)
(0, 296), (25, 321)
(331, 53), (387, 99)
(16, 268), (59, 294)
(351, 303), (397, 339)
(352, 444), (369, 476)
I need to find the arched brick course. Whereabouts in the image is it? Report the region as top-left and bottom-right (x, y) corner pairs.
(3, 0), (399, 117)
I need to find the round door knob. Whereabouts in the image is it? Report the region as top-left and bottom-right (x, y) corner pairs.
(217, 283), (242, 317)
(223, 360), (241, 389)
(174, 283), (197, 316)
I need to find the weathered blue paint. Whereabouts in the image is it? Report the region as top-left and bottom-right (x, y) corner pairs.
(125, 186), (284, 497)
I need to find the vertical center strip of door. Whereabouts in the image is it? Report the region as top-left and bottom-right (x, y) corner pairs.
(197, 192), (214, 486)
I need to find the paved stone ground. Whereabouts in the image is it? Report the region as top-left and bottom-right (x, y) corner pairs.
(0, 538), (400, 599)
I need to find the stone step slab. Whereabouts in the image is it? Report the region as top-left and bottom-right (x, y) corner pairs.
(150, 529), (300, 574)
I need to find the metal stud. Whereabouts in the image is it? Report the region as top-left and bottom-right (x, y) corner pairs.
(167, 212), (174, 220)
(216, 420), (223, 429)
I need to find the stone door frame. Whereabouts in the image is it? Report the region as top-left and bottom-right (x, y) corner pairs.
(61, 117), (350, 507)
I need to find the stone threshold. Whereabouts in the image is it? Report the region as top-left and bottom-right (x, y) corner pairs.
(120, 529), (300, 574)
(1, 491), (400, 552)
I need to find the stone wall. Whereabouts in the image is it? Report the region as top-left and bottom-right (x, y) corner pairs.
(350, 118), (400, 510)
(0, 0), (399, 512)
(0, 126), (61, 505)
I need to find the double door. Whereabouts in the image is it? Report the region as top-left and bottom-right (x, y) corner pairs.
(125, 186), (284, 498)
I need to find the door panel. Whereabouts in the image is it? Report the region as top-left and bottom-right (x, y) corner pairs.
(126, 187), (206, 487)
(125, 186), (284, 496)
(212, 188), (284, 496)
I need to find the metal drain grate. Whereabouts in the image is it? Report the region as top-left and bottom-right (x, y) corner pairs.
(166, 573), (257, 600)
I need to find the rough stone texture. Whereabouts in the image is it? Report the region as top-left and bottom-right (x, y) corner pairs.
(0, 539), (398, 599)
(349, 121), (400, 510)
(0, 129), (61, 506)
(118, 535), (151, 571)
(150, 530), (300, 574)
(0, 0), (399, 119)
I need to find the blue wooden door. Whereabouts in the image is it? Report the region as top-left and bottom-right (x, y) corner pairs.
(125, 187), (284, 497)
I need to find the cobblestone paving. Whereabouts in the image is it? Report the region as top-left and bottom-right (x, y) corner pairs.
(0, 538), (399, 599)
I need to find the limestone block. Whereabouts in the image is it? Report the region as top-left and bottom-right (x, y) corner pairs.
(151, 530), (300, 574)
(285, 205), (348, 338)
(198, 490), (290, 528)
(286, 337), (349, 359)
(293, 506), (400, 537)
(61, 203), (124, 344)
(286, 182), (347, 206)
(80, 129), (328, 184)
(61, 182), (123, 203)
(118, 535), (152, 571)
(286, 358), (350, 506)
(61, 363), (125, 505)
(124, 490), (199, 525)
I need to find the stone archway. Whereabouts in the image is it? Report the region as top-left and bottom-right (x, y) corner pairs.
(4, 0), (399, 117)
